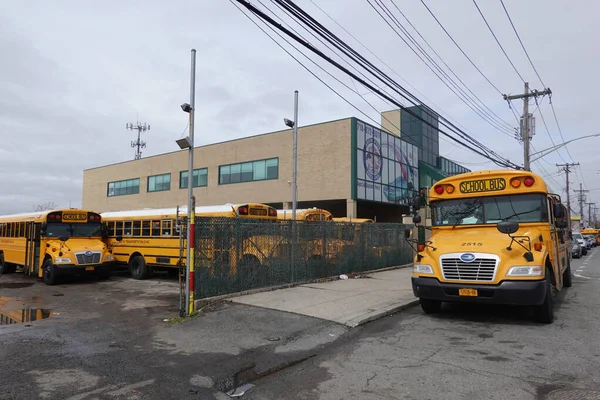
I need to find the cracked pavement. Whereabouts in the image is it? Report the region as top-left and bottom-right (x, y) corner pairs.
(245, 249), (600, 400)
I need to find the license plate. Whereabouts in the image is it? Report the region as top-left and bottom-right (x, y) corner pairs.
(459, 288), (478, 297)
(459, 178), (506, 194)
(85, 266), (95, 271)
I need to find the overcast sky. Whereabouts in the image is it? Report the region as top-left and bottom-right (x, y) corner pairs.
(2, 0), (599, 216)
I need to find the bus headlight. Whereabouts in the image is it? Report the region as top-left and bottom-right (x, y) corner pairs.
(55, 257), (72, 264)
(414, 264), (434, 274)
(104, 255), (114, 261)
(506, 266), (543, 276)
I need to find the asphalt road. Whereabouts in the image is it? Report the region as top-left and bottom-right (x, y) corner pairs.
(245, 248), (600, 400)
(0, 269), (345, 399)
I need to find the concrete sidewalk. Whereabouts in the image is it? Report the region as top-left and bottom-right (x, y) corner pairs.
(229, 266), (418, 327)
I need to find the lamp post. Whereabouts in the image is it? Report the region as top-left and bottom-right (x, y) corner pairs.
(283, 90), (299, 220)
(175, 49), (196, 316)
(529, 133), (600, 163)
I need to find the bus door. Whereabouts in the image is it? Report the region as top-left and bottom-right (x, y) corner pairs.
(24, 222), (41, 276)
(549, 198), (564, 277)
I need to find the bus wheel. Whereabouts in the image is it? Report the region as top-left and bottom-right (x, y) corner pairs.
(420, 298), (442, 314)
(42, 259), (58, 286)
(563, 260), (573, 288)
(534, 269), (555, 324)
(129, 255), (149, 280)
(0, 253), (6, 275)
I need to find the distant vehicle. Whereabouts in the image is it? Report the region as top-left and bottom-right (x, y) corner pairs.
(583, 235), (596, 248)
(572, 232), (588, 255)
(572, 241), (583, 259)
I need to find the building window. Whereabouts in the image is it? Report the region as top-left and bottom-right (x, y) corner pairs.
(180, 168), (208, 189)
(147, 173), (171, 192)
(219, 158), (278, 185)
(107, 178), (140, 197)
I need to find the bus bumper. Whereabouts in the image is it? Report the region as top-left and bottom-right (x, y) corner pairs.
(411, 277), (547, 306)
(54, 263), (113, 276)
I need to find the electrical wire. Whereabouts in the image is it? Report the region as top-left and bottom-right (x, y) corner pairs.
(259, 0), (520, 168)
(368, 0), (516, 137)
(419, 0), (504, 95)
(472, 0), (525, 83)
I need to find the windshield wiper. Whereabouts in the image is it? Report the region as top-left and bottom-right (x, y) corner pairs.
(500, 207), (540, 222)
(450, 205), (482, 229)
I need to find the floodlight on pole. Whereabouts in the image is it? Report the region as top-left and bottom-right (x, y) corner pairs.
(174, 49), (196, 317)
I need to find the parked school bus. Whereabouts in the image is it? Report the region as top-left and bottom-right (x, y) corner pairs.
(408, 170), (571, 324)
(100, 203), (278, 280)
(580, 228), (599, 245)
(0, 209), (115, 285)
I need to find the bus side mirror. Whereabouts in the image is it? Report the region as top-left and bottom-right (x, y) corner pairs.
(116, 236), (123, 242)
(556, 220), (568, 229)
(412, 215), (421, 225)
(59, 236), (69, 242)
(497, 221), (519, 235)
(553, 204), (565, 218)
(412, 196), (422, 212)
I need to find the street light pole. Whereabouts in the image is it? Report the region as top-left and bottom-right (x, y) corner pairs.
(186, 49), (196, 315)
(530, 133), (600, 163)
(292, 90), (298, 220)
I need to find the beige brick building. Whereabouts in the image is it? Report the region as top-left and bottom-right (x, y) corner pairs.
(82, 108), (465, 222)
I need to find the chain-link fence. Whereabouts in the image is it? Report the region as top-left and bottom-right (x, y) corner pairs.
(193, 217), (414, 299)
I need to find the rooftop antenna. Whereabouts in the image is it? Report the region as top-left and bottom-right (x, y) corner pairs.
(126, 120), (150, 160)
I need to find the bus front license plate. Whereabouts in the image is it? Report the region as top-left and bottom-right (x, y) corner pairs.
(459, 288), (478, 297)
(85, 266), (95, 271)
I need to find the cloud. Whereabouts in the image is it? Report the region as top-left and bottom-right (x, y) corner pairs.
(1, 0), (599, 215)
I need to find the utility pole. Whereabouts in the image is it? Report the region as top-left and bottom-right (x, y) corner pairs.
(556, 162), (578, 231)
(503, 83), (551, 170)
(574, 183), (588, 227)
(586, 202), (595, 228)
(126, 121), (150, 160)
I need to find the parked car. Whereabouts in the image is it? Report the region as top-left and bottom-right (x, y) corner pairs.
(584, 235), (596, 248)
(573, 232), (588, 256)
(572, 241), (583, 258)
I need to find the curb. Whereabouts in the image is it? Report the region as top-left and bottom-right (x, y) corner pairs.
(345, 299), (421, 328)
(194, 263), (414, 309)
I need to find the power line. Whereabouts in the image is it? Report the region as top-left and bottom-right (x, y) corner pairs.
(419, 0), (504, 95)
(306, 0), (500, 152)
(367, 0), (516, 137)
(255, 0), (519, 168)
(472, 0), (525, 82)
(499, 0), (545, 87)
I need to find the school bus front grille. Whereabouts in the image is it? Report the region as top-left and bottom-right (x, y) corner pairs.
(75, 252), (102, 265)
(441, 258), (497, 281)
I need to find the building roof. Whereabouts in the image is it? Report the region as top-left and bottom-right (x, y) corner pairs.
(84, 117), (353, 172)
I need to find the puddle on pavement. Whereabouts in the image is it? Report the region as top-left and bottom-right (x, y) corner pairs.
(0, 282), (35, 289)
(0, 296), (54, 325)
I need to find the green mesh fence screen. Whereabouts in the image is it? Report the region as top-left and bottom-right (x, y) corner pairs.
(192, 217), (414, 299)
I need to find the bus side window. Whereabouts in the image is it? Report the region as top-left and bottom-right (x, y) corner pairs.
(132, 221), (141, 236)
(115, 221), (123, 236)
(161, 220), (172, 236)
(108, 221), (115, 236)
(7, 223), (12, 237)
(142, 221), (151, 236)
(152, 221), (160, 236)
(123, 221), (133, 236)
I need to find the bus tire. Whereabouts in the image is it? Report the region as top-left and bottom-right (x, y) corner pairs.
(129, 255), (149, 280)
(42, 259), (59, 286)
(563, 261), (573, 288)
(420, 298), (442, 314)
(533, 269), (555, 324)
(0, 253), (6, 275)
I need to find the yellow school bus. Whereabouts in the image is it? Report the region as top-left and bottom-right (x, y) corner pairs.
(580, 228), (599, 246)
(409, 170), (571, 324)
(0, 209), (115, 285)
(101, 203), (278, 280)
(277, 208), (334, 221)
(332, 217), (374, 223)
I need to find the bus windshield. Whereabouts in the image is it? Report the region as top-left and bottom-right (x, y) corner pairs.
(45, 222), (103, 238)
(431, 193), (548, 227)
